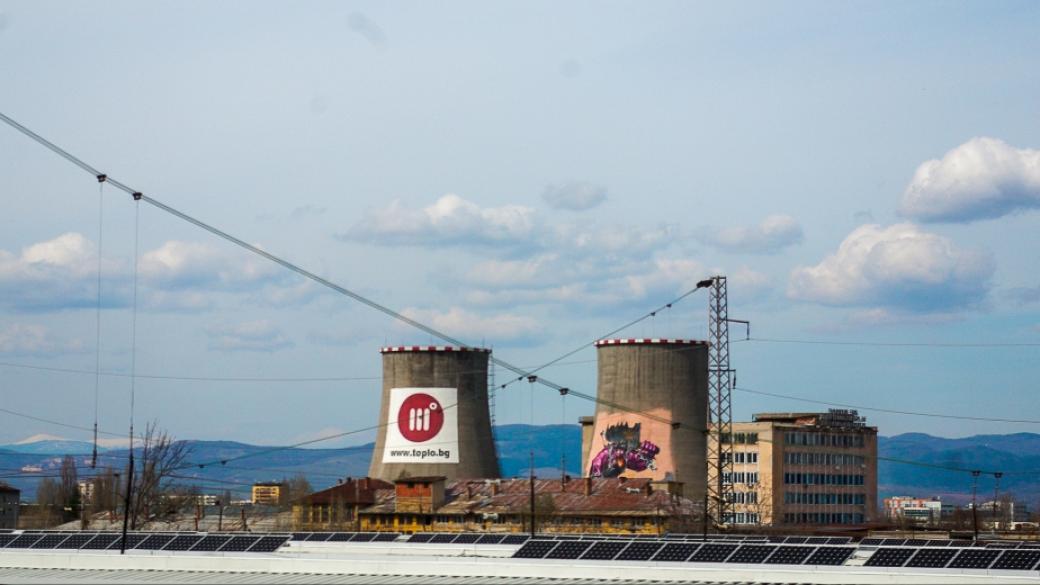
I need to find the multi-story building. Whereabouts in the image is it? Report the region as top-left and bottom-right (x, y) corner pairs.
(884, 496), (950, 526)
(0, 484), (19, 529)
(708, 409), (877, 528)
(251, 482), (284, 506)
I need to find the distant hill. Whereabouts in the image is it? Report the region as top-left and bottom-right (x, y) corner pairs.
(3, 428), (1037, 505)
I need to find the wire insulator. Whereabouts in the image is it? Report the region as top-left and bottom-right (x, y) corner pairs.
(132, 192), (143, 201)
(96, 174), (107, 183)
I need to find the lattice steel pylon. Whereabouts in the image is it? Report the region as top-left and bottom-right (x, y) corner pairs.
(704, 275), (747, 530)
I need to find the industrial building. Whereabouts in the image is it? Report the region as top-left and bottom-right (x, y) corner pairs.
(369, 346), (500, 483)
(292, 478), (393, 531)
(353, 476), (699, 534)
(0, 484), (18, 529)
(883, 496), (952, 527)
(580, 338), (709, 504)
(706, 410), (877, 528)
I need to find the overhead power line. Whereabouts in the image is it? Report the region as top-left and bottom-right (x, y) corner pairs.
(747, 337), (1040, 348)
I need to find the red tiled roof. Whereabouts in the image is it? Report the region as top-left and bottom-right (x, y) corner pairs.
(297, 478), (393, 506)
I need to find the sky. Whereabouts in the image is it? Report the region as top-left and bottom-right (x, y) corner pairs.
(0, 0), (1038, 449)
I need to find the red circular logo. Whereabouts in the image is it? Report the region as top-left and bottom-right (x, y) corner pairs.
(397, 393), (444, 443)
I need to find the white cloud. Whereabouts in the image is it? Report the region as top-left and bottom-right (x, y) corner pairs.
(140, 240), (283, 292)
(399, 307), (541, 343)
(542, 181), (608, 211)
(697, 215), (804, 254)
(341, 194), (538, 249)
(788, 223), (993, 313)
(0, 323), (83, 355)
(0, 233), (125, 312)
(206, 320), (294, 352)
(900, 137), (1040, 223)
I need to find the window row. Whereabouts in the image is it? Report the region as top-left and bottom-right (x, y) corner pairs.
(721, 451), (759, 464)
(784, 452), (865, 466)
(725, 491), (759, 504)
(783, 512), (864, 525)
(722, 472), (759, 485)
(783, 472), (864, 486)
(720, 432), (759, 445)
(785, 432), (865, 448)
(723, 512), (760, 524)
(783, 492), (866, 505)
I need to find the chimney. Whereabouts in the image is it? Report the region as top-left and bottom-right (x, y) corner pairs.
(490, 481), (500, 496)
(583, 477), (593, 497)
(466, 483), (474, 499)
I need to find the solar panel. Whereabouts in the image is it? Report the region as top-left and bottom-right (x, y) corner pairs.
(826, 537), (852, 545)
(922, 540), (951, 547)
(727, 545), (777, 564)
(765, 545), (814, 565)
(501, 534), (529, 545)
(859, 538), (883, 546)
(56, 533), (97, 549)
(615, 541), (664, 561)
(407, 533), (434, 543)
(352, 533), (379, 543)
(247, 536), (289, 553)
(880, 538), (907, 546)
(783, 536), (808, 544)
(430, 534), (457, 544)
(767, 536), (787, 543)
(476, 534), (506, 545)
(804, 537), (830, 545)
(164, 535), (203, 551)
(513, 540), (558, 559)
(864, 548), (915, 567)
(137, 534), (175, 550)
(325, 533), (353, 542)
(6, 534), (44, 548)
(190, 535), (232, 552)
(452, 534), (480, 544)
(371, 533), (401, 542)
(81, 533), (119, 550)
(906, 548), (957, 568)
(904, 539), (928, 547)
(689, 543), (738, 563)
(985, 541), (1020, 549)
(652, 542), (699, 562)
(291, 532), (311, 541)
(546, 540), (594, 560)
(804, 546), (854, 566)
(948, 548), (1001, 570)
(949, 540), (974, 548)
(30, 534), (70, 549)
(580, 540), (629, 561)
(218, 536), (259, 552)
(991, 550), (1040, 571)
(0, 534), (19, 548)
(306, 533), (334, 542)
(110, 534), (150, 550)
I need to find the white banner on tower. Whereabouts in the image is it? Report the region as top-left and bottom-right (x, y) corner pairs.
(382, 387), (459, 463)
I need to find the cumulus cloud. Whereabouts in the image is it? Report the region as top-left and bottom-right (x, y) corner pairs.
(0, 233), (126, 312)
(399, 307), (541, 343)
(0, 323), (83, 356)
(788, 223), (993, 313)
(206, 320), (293, 352)
(340, 194), (537, 249)
(697, 215), (804, 254)
(542, 181), (608, 211)
(900, 137), (1040, 223)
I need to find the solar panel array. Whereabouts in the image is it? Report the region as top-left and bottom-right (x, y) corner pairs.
(0, 531), (289, 554)
(292, 532), (401, 543)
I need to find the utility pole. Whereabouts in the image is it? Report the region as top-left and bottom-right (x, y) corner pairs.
(119, 450), (134, 554)
(993, 472), (1003, 532)
(529, 451), (536, 538)
(971, 470), (980, 541)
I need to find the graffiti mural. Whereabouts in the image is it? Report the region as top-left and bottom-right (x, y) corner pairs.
(588, 422), (661, 478)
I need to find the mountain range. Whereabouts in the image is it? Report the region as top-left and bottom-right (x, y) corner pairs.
(2, 426), (1037, 506)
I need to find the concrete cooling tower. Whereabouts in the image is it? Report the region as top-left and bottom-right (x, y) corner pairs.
(369, 346), (500, 482)
(582, 338), (709, 502)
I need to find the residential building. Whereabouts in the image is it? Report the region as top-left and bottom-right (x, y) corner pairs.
(707, 409), (878, 528)
(251, 482), (284, 506)
(356, 476), (699, 534)
(77, 481), (95, 506)
(0, 484), (19, 529)
(884, 496), (950, 526)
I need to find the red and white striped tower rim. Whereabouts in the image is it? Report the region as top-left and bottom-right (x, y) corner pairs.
(380, 345), (492, 353)
(594, 338), (710, 347)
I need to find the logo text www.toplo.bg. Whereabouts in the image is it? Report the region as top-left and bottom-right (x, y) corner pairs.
(383, 388), (460, 463)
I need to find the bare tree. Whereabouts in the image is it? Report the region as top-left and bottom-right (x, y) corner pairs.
(59, 455), (80, 511)
(90, 467), (120, 514)
(127, 421), (192, 529)
(281, 474), (312, 509)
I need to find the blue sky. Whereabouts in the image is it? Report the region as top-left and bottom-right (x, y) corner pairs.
(0, 0), (1038, 448)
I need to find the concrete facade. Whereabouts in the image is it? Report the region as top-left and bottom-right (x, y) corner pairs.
(708, 410), (878, 528)
(369, 347), (499, 483)
(582, 339), (708, 505)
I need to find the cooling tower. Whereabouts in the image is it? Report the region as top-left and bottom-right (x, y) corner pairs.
(584, 338), (709, 502)
(369, 346), (500, 482)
